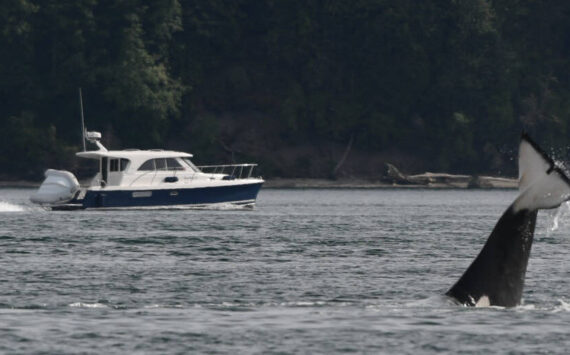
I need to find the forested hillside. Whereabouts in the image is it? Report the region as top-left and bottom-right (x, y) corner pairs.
(1, 0), (570, 180)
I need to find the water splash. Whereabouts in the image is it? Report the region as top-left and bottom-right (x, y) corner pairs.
(551, 299), (570, 313)
(546, 201), (570, 236)
(0, 201), (26, 212)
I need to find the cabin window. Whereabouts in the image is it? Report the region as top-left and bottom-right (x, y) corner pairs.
(181, 158), (200, 172)
(110, 159), (119, 172)
(155, 158), (167, 170)
(166, 158), (184, 170)
(138, 159), (155, 171)
(137, 158), (182, 171)
(120, 159), (130, 171)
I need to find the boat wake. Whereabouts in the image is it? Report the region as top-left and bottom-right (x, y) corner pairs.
(68, 302), (109, 309)
(91, 202), (255, 211)
(190, 202), (255, 211)
(0, 201), (27, 212)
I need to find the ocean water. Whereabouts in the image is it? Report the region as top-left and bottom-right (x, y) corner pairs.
(1, 187), (570, 353)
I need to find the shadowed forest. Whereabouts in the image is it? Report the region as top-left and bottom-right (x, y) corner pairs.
(2, 0), (570, 180)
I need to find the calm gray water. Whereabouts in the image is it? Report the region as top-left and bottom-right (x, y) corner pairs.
(1, 188), (570, 353)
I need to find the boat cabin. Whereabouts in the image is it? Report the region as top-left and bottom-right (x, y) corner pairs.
(76, 150), (204, 188)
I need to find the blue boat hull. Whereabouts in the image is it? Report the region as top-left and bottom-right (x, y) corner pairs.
(73, 182), (263, 209)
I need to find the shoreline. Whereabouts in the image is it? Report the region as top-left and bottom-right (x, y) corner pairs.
(0, 176), (518, 190)
(263, 177), (517, 189)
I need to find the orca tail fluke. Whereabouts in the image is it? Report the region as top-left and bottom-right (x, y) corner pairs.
(447, 133), (570, 307)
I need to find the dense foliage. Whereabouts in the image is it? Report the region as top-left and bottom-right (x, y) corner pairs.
(1, 0), (570, 179)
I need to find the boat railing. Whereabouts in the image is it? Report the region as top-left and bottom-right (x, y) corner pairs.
(197, 164), (259, 179)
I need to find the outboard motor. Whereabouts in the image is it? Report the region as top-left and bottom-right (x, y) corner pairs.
(30, 169), (80, 205)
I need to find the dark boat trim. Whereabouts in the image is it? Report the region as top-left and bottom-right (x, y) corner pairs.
(72, 182), (263, 209)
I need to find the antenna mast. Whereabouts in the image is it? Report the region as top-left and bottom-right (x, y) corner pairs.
(79, 88), (86, 151)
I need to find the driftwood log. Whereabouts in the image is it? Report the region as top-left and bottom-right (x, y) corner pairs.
(384, 163), (517, 188)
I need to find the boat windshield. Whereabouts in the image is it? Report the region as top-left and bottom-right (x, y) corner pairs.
(181, 158), (200, 172)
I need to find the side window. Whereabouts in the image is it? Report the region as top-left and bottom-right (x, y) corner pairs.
(110, 159), (119, 172)
(182, 158), (200, 172)
(166, 158), (184, 170)
(138, 159), (155, 171)
(120, 159), (130, 171)
(155, 158), (167, 170)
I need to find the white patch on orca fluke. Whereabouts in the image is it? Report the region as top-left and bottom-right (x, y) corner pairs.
(513, 135), (570, 212)
(475, 295), (490, 307)
(465, 295), (490, 307)
(514, 169), (570, 212)
(518, 137), (553, 192)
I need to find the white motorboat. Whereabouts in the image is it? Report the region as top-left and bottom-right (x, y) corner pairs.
(30, 130), (264, 210)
